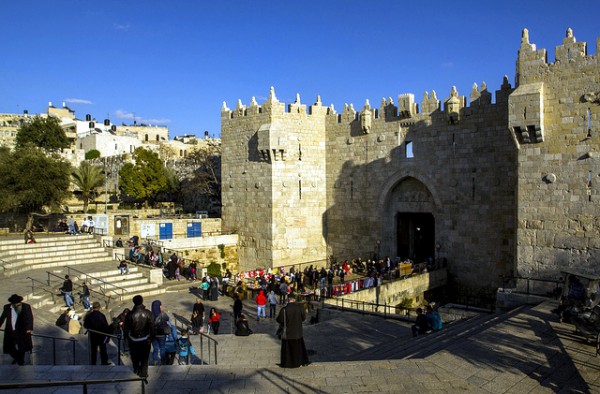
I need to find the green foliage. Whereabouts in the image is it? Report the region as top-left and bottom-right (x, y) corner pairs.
(119, 148), (167, 206)
(206, 261), (222, 278)
(72, 161), (105, 213)
(85, 149), (101, 160)
(15, 116), (69, 151)
(0, 146), (71, 214)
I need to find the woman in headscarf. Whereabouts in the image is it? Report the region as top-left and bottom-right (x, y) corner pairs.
(150, 300), (169, 364)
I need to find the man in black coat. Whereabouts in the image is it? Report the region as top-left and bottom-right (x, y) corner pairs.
(0, 294), (34, 365)
(124, 295), (154, 378)
(83, 302), (111, 365)
(276, 296), (309, 368)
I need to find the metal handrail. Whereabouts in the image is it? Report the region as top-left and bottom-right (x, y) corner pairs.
(25, 276), (58, 304)
(500, 275), (562, 298)
(0, 377), (146, 392)
(0, 258), (8, 274)
(171, 313), (218, 365)
(84, 328), (124, 365)
(65, 266), (126, 302)
(0, 328), (77, 365)
(324, 298), (416, 321)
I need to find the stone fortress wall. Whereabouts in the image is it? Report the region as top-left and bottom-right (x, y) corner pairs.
(221, 28), (599, 290)
(513, 29), (600, 278)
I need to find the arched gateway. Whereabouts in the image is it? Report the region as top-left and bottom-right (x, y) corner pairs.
(379, 172), (441, 262)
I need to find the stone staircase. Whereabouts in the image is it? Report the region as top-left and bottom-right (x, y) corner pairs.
(0, 234), (112, 276)
(0, 234), (166, 317)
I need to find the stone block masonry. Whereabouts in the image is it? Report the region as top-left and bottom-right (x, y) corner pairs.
(222, 28), (600, 291)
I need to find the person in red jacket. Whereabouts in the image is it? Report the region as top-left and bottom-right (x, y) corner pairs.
(207, 307), (220, 334)
(255, 290), (267, 321)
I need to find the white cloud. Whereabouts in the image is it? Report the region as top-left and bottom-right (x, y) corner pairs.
(114, 23), (131, 31)
(115, 109), (135, 120)
(64, 98), (93, 104)
(115, 109), (170, 125)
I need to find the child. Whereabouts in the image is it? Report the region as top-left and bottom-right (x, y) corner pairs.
(177, 329), (196, 365)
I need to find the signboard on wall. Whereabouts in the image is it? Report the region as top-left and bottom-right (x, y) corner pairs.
(140, 222), (156, 238)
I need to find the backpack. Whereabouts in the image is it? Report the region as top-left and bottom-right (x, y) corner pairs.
(155, 315), (172, 336)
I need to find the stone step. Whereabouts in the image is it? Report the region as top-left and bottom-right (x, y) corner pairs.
(0, 237), (100, 255)
(0, 235), (96, 250)
(0, 247), (109, 261)
(3, 257), (116, 276)
(6, 249), (112, 264)
(346, 304), (530, 362)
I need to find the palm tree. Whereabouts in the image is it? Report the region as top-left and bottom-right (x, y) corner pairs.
(71, 161), (105, 213)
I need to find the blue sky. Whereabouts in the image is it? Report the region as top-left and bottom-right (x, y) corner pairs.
(1, 1), (599, 138)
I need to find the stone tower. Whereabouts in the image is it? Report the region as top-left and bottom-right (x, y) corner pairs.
(221, 88), (328, 271)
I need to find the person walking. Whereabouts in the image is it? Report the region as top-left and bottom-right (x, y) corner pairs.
(255, 290), (267, 321)
(276, 295), (309, 368)
(190, 298), (205, 334)
(124, 295), (154, 378)
(233, 294), (243, 322)
(61, 275), (74, 308)
(81, 282), (91, 311)
(208, 307), (221, 335)
(268, 290), (278, 319)
(83, 302), (111, 365)
(150, 300), (168, 365)
(0, 294), (34, 365)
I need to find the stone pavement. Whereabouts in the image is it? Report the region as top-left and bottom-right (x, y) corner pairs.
(0, 235), (599, 393)
(0, 297), (598, 393)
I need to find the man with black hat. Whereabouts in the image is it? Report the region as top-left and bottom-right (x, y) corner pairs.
(123, 295), (154, 378)
(83, 301), (111, 365)
(0, 294), (34, 365)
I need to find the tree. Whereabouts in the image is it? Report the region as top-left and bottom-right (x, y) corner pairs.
(85, 149), (101, 160)
(71, 161), (105, 213)
(180, 141), (221, 214)
(119, 148), (167, 206)
(15, 116), (70, 151)
(0, 146), (71, 229)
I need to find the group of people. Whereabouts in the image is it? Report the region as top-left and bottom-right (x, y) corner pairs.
(411, 305), (443, 337)
(63, 215), (95, 235)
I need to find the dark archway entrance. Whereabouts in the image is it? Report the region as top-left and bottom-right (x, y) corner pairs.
(396, 212), (435, 262)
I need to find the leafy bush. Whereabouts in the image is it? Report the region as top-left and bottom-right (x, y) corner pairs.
(85, 150), (101, 160)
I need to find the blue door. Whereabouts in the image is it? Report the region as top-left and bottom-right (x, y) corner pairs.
(159, 223), (173, 240)
(187, 222), (202, 238)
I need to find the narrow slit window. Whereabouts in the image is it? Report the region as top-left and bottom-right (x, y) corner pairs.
(299, 180), (302, 200)
(587, 108), (592, 136)
(405, 141), (414, 158)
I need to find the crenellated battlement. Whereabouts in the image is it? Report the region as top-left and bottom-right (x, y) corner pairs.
(222, 79), (511, 128)
(516, 27), (599, 86)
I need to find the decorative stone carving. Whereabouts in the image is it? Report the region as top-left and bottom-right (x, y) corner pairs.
(582, 91), (600, 104)
(360, 100), (373, 134)
(543, 173), (557, 184)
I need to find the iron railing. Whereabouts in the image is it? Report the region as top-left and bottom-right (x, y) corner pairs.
(0, 329), (77, 365)
(0, 377), (146, 393)
(171, 313), (218, 365)
(500, 275), (562, 298)
(64, 266), (126, 304)
(84, 328), (125, 365)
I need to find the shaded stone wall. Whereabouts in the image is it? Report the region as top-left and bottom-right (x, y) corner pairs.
(512, 29), (600, 277)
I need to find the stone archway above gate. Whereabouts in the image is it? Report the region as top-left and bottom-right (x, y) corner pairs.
(378, 169), (442, 212)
